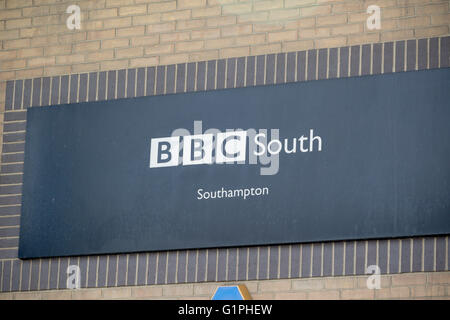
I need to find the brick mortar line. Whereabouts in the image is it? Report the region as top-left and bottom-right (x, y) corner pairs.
(0, 271), (447, 299)
(2, 36), (450, 69)
(1, 34), (449, 81)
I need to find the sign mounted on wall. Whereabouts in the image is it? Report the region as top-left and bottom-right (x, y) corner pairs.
(19, 68), (450, 259)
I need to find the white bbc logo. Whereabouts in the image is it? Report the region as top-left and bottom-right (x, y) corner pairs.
(149, 131), (247, 168)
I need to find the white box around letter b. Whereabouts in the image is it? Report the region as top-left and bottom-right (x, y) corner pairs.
(182, 134), (214, 166)
(149, 136), (180, 168)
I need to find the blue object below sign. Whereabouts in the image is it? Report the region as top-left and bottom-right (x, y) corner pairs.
(212, 285), (252, 300)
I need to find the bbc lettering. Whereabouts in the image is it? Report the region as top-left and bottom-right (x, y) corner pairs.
(149, 131), (247, 168)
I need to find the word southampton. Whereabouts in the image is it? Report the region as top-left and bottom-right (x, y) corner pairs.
(149, 121), (324, 175)
(197, 186), (269, 200)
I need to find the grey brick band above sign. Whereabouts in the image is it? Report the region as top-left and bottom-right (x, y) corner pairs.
(1, 36), (449, 292)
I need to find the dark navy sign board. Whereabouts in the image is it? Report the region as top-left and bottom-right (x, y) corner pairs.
(19, 68), (450, 259)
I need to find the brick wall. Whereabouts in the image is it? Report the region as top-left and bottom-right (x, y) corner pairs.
(0, 0), (448, 82)
(0, 271), (448, 299)
(0, 0), (449, 299)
